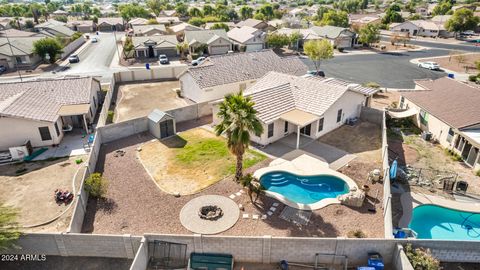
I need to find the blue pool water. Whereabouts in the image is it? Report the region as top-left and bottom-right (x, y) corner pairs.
(259, 171), (349, 205)
(409, 204), (480, 240)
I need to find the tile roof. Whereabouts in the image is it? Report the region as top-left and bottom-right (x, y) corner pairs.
(246, 72), (362, 123)
(132, 24), (167, 35)
(156, 16), (180, 24)
(132, 35), (177, 48)
(128, 18), (149, 25)
(402, 77), (480, 129)
(236, 19), (264, 28)
(309, 25), (353, 38)
(66, 20), (94, 27)
(169, 22), (202, 33)
(227, 26), (263, 44)
(0, 77), (96, 122)
(0, 36), (44, 56)
(185, 29), (230, 45)
(0, 29), (44, 37)
(183, 50), (308, 89)
(321, 78), (379, 96)
(98, 17), (124, 25)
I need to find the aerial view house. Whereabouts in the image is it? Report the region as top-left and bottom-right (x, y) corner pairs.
(0, 29), (44, 38)
(97, 17), (125, 31)
(51, 9), (69, 18)
(128, 17), (149, 27)
(66, 20), (95, 33)
(235, 18), (273, 31)
(227, 26), (266, 52)
(212, 71), (378, 148)
(178, 50), (308, 102)
(274, 27), (321, 49)
(132, 35), (178, 58)
(131, 24), (167, 36)
(184, 29), (233, 55)
(309, 25), (356, 49)
(159, 10), (177, 17)
(204, 22), (236, 30)
(156, 16), (180, 25)
(390, 20), (452, 38)
(0, 36), (44, 69)
(168, 22), (202, 37)
(34, 20), (75, 37)
(349, 14), (382, 28)
(0, 77), (100, 151)
(398, 77), (480, 171)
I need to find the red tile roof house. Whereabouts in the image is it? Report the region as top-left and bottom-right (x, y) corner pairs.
(211, 71), (378, 148)
(0, 77), (100, 151)
(398, 77), (480, 171)
(177, 50), (308, 103)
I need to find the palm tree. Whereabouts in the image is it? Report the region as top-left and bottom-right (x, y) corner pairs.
(175, 42), (188, 59)
(215, 92), (263, 181)
(240, 174), (264, 203)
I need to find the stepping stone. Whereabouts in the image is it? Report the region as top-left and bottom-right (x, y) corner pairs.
(269, 207), (277, 212)
(235, 192), (242, 196)
(267, 211), (273, 216)
(229, 194), (235, 199)
(273, 203), (280, 207)
(261, 214), (267, 220)
(252, 214), (259, 220)
(242, 214), (249, 219)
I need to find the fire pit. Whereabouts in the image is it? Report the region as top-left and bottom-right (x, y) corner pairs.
(198, 205), (223, 221)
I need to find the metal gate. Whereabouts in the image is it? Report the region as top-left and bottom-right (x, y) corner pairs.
(148, 240), (188, 269)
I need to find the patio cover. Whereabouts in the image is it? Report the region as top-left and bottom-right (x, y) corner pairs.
(280, 109), (319, 127)
(57, 104), (90, 116)
(387, 108), (417, 119)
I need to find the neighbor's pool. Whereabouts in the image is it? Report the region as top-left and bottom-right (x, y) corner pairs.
(259, 171), (349, 205)
(409, 204), (480, 240)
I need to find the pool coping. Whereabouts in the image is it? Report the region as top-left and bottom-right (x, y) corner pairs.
(399, 192), (480, 228)
(253, 154), (358, 210)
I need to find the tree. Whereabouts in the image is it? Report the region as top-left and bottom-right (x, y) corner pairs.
(146, 0), (163, 16)
(259, 4), (274, 20)
(55, 15), (68, 23)
(445, 9), (480, 35)
(123, 37), (134, 59)
(304, 39), (334, 72)
(203, 5), (215, 16)
(118, 4), (150, 21)
(253, 12), (265, 21)
(289, 31), (303, 50)
(360, 0), (368, 10)
(358, 24), (380, 47)
(32, 38), (63, 63)
(382, 3), (404, 24)
(176, 42), (188, 58)
(24, 19), (34, 29)
(266, 33), (290, 49)
(432, 1), (452, 16)
(175, 2), (188, 17)
(188, 17), (204, 27)
(215, 92), (263, 181)
(189, 7), (202, 17)
(84, 173), (108, 198)
(319, 10), (349, 27)
(147, 18), (159, 25)
(210, 22), (230, 32)
(240, 174), (264, 203)
(0, 205), (21, 251)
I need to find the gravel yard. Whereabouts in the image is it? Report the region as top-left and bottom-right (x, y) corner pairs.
(83, 122), (385, 238)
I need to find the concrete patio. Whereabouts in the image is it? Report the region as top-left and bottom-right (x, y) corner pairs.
(34, 131), (91, 160)
(259, 133), (357, 170)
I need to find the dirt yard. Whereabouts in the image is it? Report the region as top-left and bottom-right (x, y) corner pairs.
(371, 91), (400, 110)
(420, 53), (480, 74)
(83, 123), (385, 238)
(0, 156), (86, 232)
(371, 41), (418, 52)
(138, 128), (266, 195)
(114, 80), (190, 122)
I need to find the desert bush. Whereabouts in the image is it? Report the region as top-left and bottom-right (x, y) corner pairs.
(106, 110), (114, 123)
(404, 244), (440, 270)
(85, 173), (108, 198)
(347, 230), (366, 238)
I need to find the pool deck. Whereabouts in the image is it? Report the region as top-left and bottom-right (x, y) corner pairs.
(399, 192), (480, 227)
(253, 154), (358, 210)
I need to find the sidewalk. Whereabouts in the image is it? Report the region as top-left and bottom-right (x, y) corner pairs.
(58, 38), (92, 66)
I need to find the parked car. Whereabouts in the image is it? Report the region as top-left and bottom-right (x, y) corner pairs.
(68, 55), (80, 63)
(91, 37), (98, 43)
(306, 70), (325, 77)
(159, 54), (169, 65)
(0, 65), (6, 74)
(418, 61), (440, 70)
(192, 56), (206, 66)
(461, 30), (477, 36)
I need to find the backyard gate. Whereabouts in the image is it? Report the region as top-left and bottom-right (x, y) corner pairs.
(148, 240), (187, 269)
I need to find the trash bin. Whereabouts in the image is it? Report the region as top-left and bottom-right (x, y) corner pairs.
(448, 73), (454, 79)
(146, 63), (150, 70)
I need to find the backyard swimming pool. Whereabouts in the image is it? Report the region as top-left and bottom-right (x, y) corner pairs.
(409, 204), (480, 240)
(259, 171), (350, 205)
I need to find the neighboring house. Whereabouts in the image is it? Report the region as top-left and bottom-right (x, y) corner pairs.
(66, 20), (95, 33)
(34, 20), (75, 37)
(132, 35), (178, 58)
(178, 50), (308, 103)
(159, 10), (177, 17)
(184, 29), (233, 55)
(236, 19), (274, 31)
(0, 29), (45, 38)
(0, 77), (100, 151)
(128, 18), (149, 27)
(169, 22), (202, 38)
(415, 7), (428, 17)
(274, 28), (321, 49)
(227, 26), (266, 52)
(349, 14), (382, 28)
(204, 22), (236, 30)
(212, 71), (378, 148)
(309, 25), (356, 48)
(156, 16), (181, 25)
(268, 19), (284, 29)
(0, 36), (43, 69)
(97, 17), (125, 31)
(398, 78), (480, 171)
(51, 10), (69, 18)
(390, 20), (452, 37)
(132, 24), (167, 36)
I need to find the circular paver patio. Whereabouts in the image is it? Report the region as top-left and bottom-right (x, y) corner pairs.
(180, 195), (240, 234)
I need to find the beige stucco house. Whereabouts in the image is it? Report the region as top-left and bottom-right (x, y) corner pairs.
(227, 26), (266, 52)
(0, 77), (100, 151)
(178, 50), (308, 103)
(132, 35), (178, 58)
(184, 29), (233, 55)
(132, 24), (168, 36)
(0, 36), (43, 69)
(212, 72), (378, 148)
(398, 78), (480, 171)
(309, 25), (356, 49)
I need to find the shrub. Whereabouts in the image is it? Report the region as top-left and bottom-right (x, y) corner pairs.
(106, 110), (114, 123)
(364, 81), (380, 88)
(84, 173), (108, 198)
(404, 244), (440, 270)
(468, 74), (478, 82)
(444, 148), (462, 162)
(475, 170), (480, 177)
(347, 230), (367, 238)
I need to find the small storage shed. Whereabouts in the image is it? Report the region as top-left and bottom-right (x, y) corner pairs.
(148, 109), (176, 139)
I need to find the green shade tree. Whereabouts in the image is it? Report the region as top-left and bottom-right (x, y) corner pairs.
(358, 24), (380, 47)
(266, 33), (290, 49)
(32, 37), (63, 63)
(319, 9), (349, 27)
(146, 0), (163, 16)
(445, 9), (480, 35)
(304, 39), (334, 72)
(215, 92), (263, 181)
(432, 1), (452, 16)
(210, 22), (230, 32)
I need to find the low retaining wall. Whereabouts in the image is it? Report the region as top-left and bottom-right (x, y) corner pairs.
(113, 65), (187, 83)
(360, 106), (384, 125)
(393, 244), (414, 270)
(381, 109), (394, 239)
(165, 101), (212, 123)
(61, 37), (86, 59)
(98, 117), (148, 144)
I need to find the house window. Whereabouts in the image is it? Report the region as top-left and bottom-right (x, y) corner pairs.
(284, 121), (288, 133)
(318, 118), (324, 132)
(54, 122), (60, 136)
(268, 123), (274, 138)
(420, 110), (428, 126)
(446, 128), (454, 143)
(336, 109), (343, 123)
(38, 127), (52, 141)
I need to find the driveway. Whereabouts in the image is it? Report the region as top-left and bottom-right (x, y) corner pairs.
(114, 80), (190, 122)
